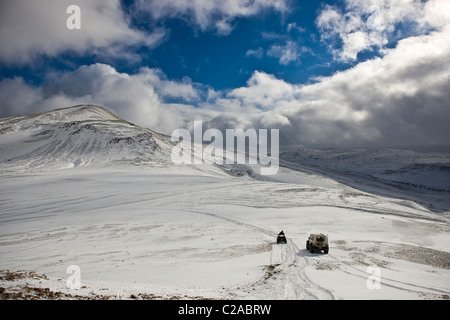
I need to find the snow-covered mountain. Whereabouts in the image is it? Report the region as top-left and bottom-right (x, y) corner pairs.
(0, 105), (449, 300)
(0, 105), (171, 170)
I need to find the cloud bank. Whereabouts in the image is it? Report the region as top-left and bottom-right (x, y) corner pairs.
(2, 20), (449, 148)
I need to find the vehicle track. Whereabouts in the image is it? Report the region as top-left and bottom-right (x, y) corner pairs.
(327, 252), (450, 296)
(183, 205), (335, 299)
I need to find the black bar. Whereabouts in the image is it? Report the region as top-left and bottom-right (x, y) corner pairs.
(0, 299), (447, 319)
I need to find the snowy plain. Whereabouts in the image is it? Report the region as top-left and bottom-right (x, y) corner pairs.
(0, 105), (449, 300)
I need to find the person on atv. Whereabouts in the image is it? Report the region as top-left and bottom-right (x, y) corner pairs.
(277, 230), (287, 244)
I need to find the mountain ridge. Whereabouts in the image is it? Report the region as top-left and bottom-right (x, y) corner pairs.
(0, 105), (170, 170)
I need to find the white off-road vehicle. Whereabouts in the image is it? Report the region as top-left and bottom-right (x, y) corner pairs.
(306, 233), (329, 254)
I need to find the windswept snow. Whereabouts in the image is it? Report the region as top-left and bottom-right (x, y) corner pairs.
(0, 106), (449, 300)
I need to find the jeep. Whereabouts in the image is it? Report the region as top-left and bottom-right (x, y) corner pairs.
(306, 233), (329, 254)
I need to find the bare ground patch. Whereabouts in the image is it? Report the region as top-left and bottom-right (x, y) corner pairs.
(0, 269), (212, 300)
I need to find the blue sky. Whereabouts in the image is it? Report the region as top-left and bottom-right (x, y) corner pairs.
(0, 0), (449, 149)
(134, 1), (331, 90)
(0, 1), (338, 90)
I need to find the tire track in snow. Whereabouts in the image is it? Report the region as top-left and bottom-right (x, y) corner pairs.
(286, 239), (335, 300)
(140, 178), (336, 299)
(327, 252), (450, 296)
(183, 205), (335, 300)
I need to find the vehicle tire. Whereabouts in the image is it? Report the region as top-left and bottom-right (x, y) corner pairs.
(306, 241), (309, 250)
(324, 249), (329, 254)
(310, 248), (314, 253)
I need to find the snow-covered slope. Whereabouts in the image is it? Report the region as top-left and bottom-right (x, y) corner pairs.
(280, 147), (450, 190)
(0, 106), (449, 300)
(280, 148), (450, 213)
(0, 105), (172, 170)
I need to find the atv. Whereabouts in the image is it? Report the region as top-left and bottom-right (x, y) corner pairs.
(306, 233), (329, 254)
(277, 231), (287, 244)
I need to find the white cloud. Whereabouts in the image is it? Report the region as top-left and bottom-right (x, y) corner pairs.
(214, 18), (235, 36)
(227, 71), (297, 110)
(0, 0), (165, 65)
(315, 0), (444, 62)
(287, 22), (306, 33)
(420, 0), (450, 31)
(245, 48), (264, 59)
(0, 64), (205, 134)
(132, 0), (288, 34)
(340, 31), (371, 61)
(267, 41), (304, 65)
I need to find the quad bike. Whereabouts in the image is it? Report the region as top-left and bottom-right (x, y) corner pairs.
(277, 231), (287, 244)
